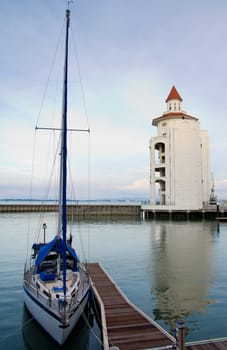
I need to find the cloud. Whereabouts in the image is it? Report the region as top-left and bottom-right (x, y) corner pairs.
(89, 177), (149, 200)
(2, 0), (227, 202)
(91, 116), (150, 156)
(211, 142), (227, 150)
(119, 178), (149, 193)
(216, 179), (227, 189)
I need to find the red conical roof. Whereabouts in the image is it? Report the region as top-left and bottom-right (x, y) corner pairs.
(165, 86), (183, 102)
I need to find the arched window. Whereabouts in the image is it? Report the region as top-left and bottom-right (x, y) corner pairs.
(155, 142), (165, 164)
(155, 180), (166, 205)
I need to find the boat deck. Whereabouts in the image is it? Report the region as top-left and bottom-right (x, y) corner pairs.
(87, 262), (175, 350)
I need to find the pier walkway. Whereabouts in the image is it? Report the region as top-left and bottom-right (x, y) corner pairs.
(87, 263), (227, 350)
(186, 340), (227, 349)
(87, 262), (175, 350)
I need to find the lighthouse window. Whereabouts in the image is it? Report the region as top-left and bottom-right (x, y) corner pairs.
(162, 122), (167, 135)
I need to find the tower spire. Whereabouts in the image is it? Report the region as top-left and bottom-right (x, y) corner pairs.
(165, 85), (183, 112)
(165, 86), (182, 102)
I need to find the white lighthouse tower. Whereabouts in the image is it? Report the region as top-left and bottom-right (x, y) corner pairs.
(150, 86), (211, 210)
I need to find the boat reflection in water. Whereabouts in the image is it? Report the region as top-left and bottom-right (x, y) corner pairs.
(149, 220), (219, 335)
(22, 305), (101, 350)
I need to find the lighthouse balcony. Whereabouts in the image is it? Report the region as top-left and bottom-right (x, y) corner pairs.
(154, 166), (166, 178)
(154, 157), (166, 166)
(160, 190), (166, 195)
(155, 163), (165, 169)
(154, 176), (166, 182)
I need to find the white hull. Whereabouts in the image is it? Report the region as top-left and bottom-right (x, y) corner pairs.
(24, 285), (90, 345)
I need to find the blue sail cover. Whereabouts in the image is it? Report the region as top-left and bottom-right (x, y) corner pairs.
(35, 236), (79, 266)
(35, 236), (57, 266)
(67, 245), (79, 261)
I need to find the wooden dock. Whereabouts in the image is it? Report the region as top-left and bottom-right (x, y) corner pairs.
(87, 262), (175, 349)
(87, 262), (227, 350)
(186, 339), (227, 349)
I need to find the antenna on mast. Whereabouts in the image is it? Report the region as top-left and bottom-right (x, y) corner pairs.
(67, 0), (74, 9)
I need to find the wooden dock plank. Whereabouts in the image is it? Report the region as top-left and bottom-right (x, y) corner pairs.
(87, 262), (175, 350)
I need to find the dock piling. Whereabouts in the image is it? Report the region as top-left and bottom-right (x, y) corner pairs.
(176, 319), (185, 350)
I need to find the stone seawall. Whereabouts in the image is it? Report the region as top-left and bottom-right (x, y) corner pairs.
(0, 204), (141, 218)
(1, 204), (226, 220)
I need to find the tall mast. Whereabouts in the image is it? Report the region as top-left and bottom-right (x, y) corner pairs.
(61, 8), (70, 297)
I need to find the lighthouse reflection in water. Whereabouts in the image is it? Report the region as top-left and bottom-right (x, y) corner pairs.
(149, 221), (218, 339)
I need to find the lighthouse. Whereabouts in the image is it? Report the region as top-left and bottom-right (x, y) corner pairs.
(149, 86), (211, 210)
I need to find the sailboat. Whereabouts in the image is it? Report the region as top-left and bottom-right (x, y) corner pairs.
(23, 8), (91, 345)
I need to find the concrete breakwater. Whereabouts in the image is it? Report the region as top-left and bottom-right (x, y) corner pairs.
(142, 204), (227, 220)
(0, 203), (226, 220)
(0, 204), (141, 218)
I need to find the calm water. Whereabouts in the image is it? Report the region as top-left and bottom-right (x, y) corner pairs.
(0, 212), (227, 349)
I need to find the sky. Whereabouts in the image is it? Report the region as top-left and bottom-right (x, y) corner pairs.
(1, 0), (227, 201)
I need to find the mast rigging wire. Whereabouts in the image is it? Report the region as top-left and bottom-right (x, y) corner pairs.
(35, 21), (65, 128)
(70, 23), (90, 131)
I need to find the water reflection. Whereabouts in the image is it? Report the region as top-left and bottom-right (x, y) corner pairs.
(149, 221), (219, 334)
(22, 305), (101, 350)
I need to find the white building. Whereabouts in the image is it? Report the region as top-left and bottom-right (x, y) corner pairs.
(150, 86), (211, 210)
